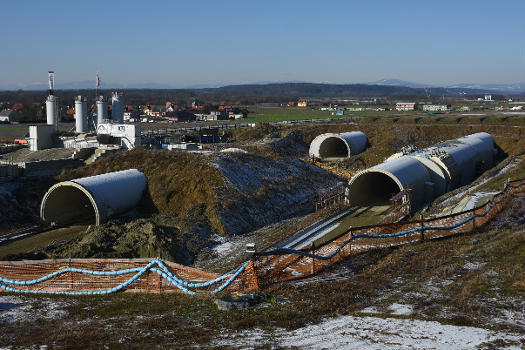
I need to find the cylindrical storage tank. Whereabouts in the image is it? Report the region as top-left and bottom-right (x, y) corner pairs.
(46, 95), (57, 129)
(75, 96), (88, 133)
(111, 92), (124, 123)
(40, 169), (147, 226)
(96, 98), (107, 126)
(348, 156), (431, 210)
(309, 131), (368, 159)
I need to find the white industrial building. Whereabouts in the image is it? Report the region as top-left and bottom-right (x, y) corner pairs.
(422, 104), (450, 112)
(396, 102), (416, 111)
(96, 123), (141, 150)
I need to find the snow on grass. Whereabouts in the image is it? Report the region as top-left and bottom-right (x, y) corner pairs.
(214, 315), (522, 350)
(438, 158), (520, 209)
(462, 192), (499, 211)
(0, 295), (68, 324)
(387, 303), (413, 315)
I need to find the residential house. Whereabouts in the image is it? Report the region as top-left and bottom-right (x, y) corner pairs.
(297, 99), (308, 107)
(0, 109), (20, 123)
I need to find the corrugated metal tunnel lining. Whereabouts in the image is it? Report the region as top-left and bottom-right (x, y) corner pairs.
(41, 169), (147, 226)
(309, 131), (368, 159)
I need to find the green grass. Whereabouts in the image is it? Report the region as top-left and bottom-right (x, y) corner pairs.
(245, 106), (343, 122)
(476, 159), (525, 192)
(0, 125), (27, 140)
(237, 106), (525, 126)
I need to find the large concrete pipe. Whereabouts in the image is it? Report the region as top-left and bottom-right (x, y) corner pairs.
(40, 169), (147, 226)
(347, 133), (496, 211)
(348, 156), (431, 209)
(309, 131), (368, 159)
(428, 132), (495, 187)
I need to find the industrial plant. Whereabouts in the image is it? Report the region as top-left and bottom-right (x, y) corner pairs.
(28, 72), (140, 152)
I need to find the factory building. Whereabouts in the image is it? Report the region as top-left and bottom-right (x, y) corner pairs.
(422, 104), (450, 112)
(396, 102), (416, 111)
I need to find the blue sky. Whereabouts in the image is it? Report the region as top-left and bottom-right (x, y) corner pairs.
(1, 0), (524, 89)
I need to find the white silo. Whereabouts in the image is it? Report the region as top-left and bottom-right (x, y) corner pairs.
(96, 97), (107, 126)
(75, 96), (88, 133)
(46, 95), (58, 129)
(111, 92), (124, 123)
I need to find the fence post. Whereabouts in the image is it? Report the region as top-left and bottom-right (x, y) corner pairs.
(249, 258), (259, 291)
(420, 220), (425, 242)
(347, 230), (352, 256)
(157, 269), (162, 292)
(68, 259), (73, 291)
(311, 242), (316, 275)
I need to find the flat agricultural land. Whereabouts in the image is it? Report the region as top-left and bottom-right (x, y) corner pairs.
(0, 125), (27, 141)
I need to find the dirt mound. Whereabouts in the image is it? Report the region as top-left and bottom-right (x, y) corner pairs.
(59, 148), (341, 238)
(1, 148), (75, 162)
(214, 153), (341, 235)
(46, 213), (214, 264)
(269, 130), (309, 156)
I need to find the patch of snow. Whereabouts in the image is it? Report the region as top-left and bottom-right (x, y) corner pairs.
(213, 241), (234, 257)
(360, 306), (380, 314)
(214, 315), (522, 350)
(387, 303), (413, 315)
(462, 192), (499, 211)
(220, 148), (248, 154)
(463, 261), (487, 270)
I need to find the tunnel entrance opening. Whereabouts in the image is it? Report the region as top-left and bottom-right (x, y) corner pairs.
(42, 185), (97, 226)
(319, 137), (348, 158)
(348, 172), (403, 206)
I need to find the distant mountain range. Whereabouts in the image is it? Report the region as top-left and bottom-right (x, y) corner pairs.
(366, 79), (525, 94)
(1, 79), (523, 96)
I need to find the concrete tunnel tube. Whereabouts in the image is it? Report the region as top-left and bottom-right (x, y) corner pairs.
(41, 169), (147, 226)
(348, 156), (432, 210)
(309, 131), (368, 159)
(347, 133), (497, 212)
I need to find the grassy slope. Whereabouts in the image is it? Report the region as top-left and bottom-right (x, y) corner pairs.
(1, 201), (522, 349)
(58, 148), (227, 235)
